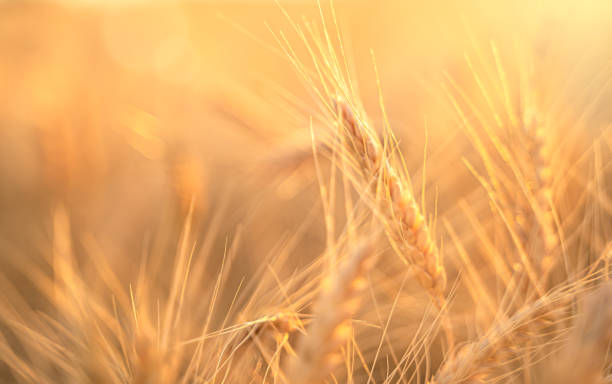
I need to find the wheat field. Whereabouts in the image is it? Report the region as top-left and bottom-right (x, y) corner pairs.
(0, 0), (611, 383)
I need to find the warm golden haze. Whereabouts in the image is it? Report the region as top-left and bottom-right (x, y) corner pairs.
(0, 1), (611, 383)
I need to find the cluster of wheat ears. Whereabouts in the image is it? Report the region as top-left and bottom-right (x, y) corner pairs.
(1, 4), (611, 384)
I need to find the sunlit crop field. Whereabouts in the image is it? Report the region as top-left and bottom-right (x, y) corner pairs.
(0, 1), (611, 383)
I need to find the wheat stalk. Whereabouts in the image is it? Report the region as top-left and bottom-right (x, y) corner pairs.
(287, 239), (376, 384)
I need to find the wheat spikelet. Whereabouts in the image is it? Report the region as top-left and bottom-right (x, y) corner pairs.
(287, 239), (376, 384)
(223, 311), (302, 359)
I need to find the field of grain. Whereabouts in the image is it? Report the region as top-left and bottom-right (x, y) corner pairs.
(0, 1), (611, 383)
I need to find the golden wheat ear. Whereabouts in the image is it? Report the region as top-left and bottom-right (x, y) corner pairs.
(429, 275), (605, 384)
(519, 107), (559, 278)
(332, 98), (447, 301)
(331, 97), (453, 348)
(286, 238), (376, 384)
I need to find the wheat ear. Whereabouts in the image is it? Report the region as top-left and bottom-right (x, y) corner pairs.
(332, 98), (454, 352)
(429, 280), (594, 384)
(287, 239), (376, 384)
(521, 108), (558, 277)
(333, 98), (447, 306)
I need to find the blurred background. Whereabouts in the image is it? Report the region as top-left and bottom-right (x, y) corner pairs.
(2, 0), (611, 252)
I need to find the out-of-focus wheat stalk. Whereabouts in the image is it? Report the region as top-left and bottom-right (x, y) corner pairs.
(287, 239), (376, 384)
(443, 48), (566, 299)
